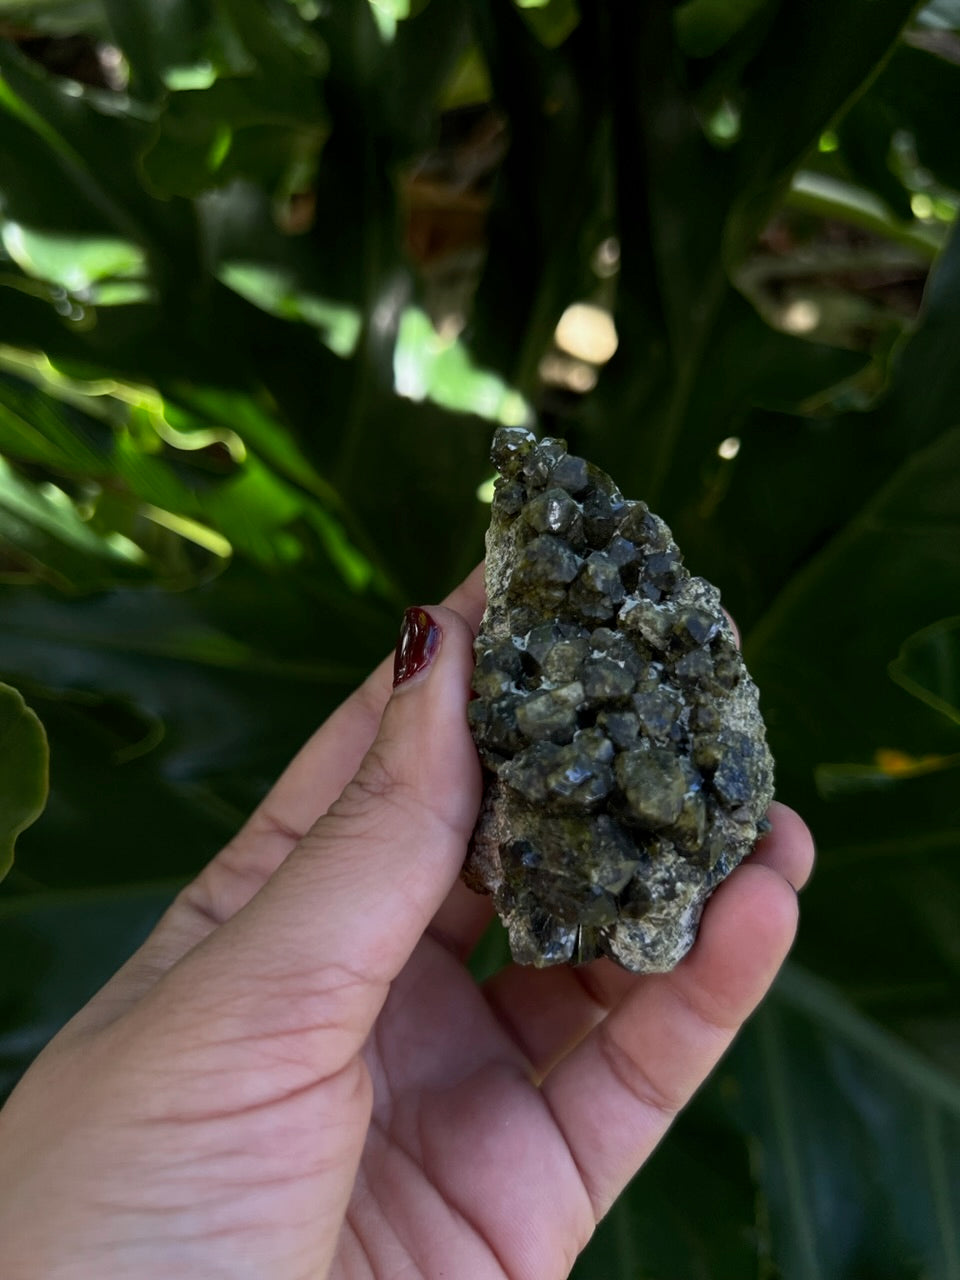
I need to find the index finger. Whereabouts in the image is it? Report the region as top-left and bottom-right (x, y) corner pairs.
(255, 561), (486, 839)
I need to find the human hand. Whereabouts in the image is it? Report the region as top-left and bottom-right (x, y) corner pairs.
(0, 565), (814, 1279)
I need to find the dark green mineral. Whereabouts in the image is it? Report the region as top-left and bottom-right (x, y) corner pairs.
(465, 427), (775, 973)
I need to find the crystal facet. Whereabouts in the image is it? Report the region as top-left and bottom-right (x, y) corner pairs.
(465, 428), (775, 973)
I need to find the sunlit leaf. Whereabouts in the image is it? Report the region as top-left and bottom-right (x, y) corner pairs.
(0, 223), (147, 291)
(218, 261), (361, 356)
(394, 307), (531, 425)
(141, 79), (328, 199)
(0, 454), (149, 589)
(0, 369), (111, 471)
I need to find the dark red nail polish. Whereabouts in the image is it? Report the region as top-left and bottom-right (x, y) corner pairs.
(393, 607), (441, 687)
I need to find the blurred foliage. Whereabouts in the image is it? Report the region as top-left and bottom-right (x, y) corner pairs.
(0, 681), (47, 879)
(1, 0), (959, 1275)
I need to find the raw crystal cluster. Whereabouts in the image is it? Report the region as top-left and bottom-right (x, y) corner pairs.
(465, 427), (775, 973)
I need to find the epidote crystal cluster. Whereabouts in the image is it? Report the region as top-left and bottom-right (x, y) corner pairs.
(465, 427), (775, 973)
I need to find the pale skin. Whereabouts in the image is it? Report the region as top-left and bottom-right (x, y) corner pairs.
(0, 565), (814, 1279)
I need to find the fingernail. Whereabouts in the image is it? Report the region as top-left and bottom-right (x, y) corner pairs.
(393, 607), (441, 687)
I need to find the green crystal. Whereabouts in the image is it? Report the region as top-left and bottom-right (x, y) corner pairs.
(464, 427), (776, 973)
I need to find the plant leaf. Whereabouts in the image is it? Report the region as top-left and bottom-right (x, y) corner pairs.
(890, 617), (960, 727)
(0, 681), (48, 881)
(573, 1085), (759, 1280)
(726, 0), (919, 254)
(0, 563), (388, 888)
(512, 0), (580, 49)
(0, 881), (174, 1100)
(731, 966), (960, 1280)
(674, 0), (771, 59)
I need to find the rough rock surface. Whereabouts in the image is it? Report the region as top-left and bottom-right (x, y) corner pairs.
(465, 427), (775, 973)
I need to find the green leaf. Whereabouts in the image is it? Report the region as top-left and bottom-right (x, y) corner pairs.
(101, 0), (237, 98)
(126, 0), (328, 198)
(581, 963), (960, 1280)
(0, 881), (174, 1100)
(674, 0), (770, 59)
(0, 370), (113, 472)
(731, 967), (960, 1280)
(0, 0), (106, 36)
(744, 423), (960, 1062)
(0, 40), (192, 258)
(680, 218), (960, 635)
(726, 0), (919, 255)
(868, 43), (960, 201)
(0, 681), (48, 881)
(216, 260), (362, 356)
(573, 1087), (759, 1279)
(512, 0), (580, 48)
(835, 92), (915, 225)
(394, 306), (531, 425)
(1, 222), (148, 291)
(466, 0), (608, 394)
(141, 78), (328, 200)
(786, 170), (942, 260)
(890, 617), (960, 727)
(751, 423), (960, 792)
(0, 561), (388, 887)
(0, 454), (149, 590)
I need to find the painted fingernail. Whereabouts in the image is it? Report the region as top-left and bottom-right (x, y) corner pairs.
(393, 607), (441, 687)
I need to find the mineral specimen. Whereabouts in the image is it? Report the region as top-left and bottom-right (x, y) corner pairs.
(465, 427), (775, 973)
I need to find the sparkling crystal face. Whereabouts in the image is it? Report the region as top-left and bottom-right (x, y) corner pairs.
(465, 427), (775, 974)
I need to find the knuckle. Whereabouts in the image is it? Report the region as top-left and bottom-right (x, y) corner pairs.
(596, 1019), (685, 1121)
(328, 742), (414, 826)
(669, 975), (741, 1040)
(354, 743), (403, 802)
(256, 960), (376, 1037)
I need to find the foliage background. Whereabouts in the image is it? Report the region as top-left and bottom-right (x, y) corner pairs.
(1, 0), (960, 1274)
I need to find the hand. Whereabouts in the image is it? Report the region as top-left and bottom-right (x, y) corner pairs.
(0, 565), (814, 1279)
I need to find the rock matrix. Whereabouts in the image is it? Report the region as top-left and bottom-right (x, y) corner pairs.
(465, 427), (774, 973)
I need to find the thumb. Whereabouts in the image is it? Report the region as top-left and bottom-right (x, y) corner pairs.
(157, 605), (482, 1056)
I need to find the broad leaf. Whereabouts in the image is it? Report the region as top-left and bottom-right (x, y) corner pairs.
(573, 1086), (759, 1280)
(0, 882), (174, 1101)
(744, 424), (960, 1061)
(726, 0), (919, 254)
(890, 618), (960, 727)
(578, 962), (960, 1280)
(0, 564), (387, 887)
(731, 967), (960, 1280)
